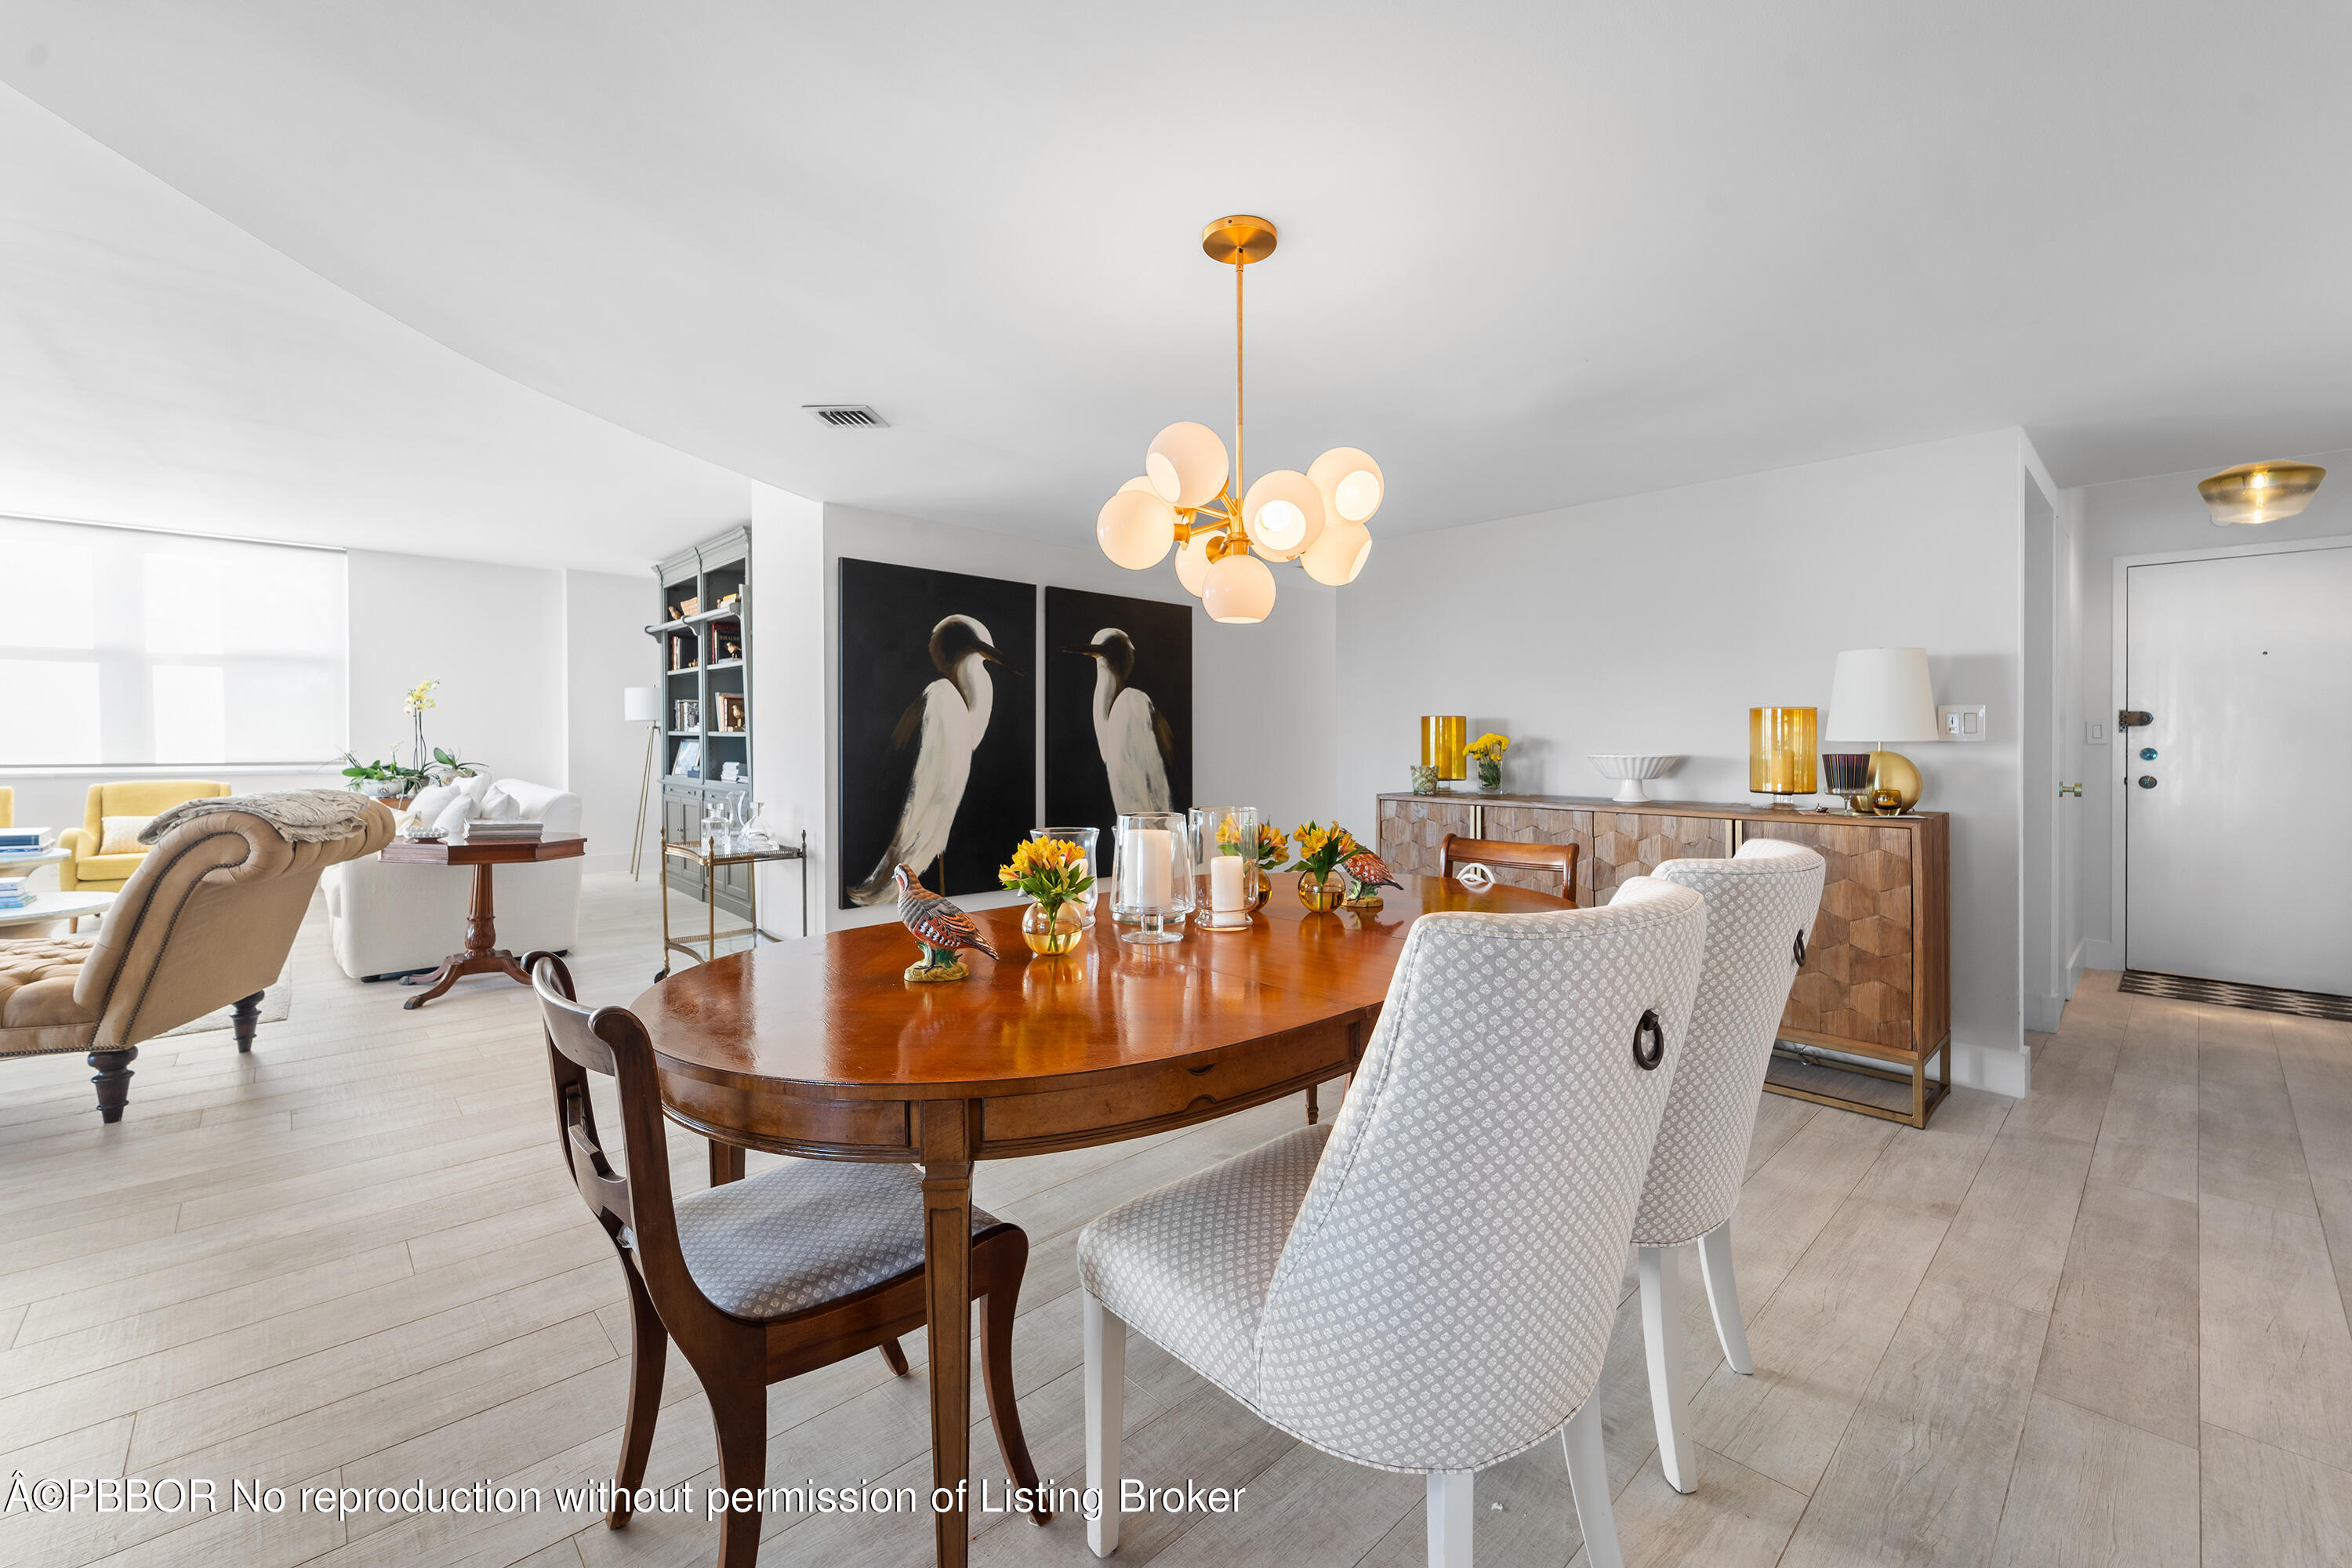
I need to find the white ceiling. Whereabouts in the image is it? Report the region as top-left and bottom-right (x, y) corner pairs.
(0, 87), (748, 572)
(5, 2), (2350, 560)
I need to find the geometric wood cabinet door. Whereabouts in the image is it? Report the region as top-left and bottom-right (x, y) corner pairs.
(1377, 797), (1480, 877)
(1476, 804), (1595, 902)
(1742, 811), (1951, 1126)
(1588, 811), (1730, 906)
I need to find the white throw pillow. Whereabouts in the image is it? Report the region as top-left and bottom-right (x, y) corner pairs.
(480, 786), (524, 822)
(432, 797), (480, 837)
(100, 815), (154, 855)
(407, 783), (463, 823)
(457, 772), (495, 808)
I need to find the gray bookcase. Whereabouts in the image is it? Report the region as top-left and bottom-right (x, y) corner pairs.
(650, 526), (753, 920)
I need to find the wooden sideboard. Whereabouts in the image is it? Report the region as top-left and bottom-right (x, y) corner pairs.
(1377, 791), (1952, 1126)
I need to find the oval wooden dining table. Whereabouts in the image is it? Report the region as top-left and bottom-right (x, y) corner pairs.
(631, 870), (1570, 1566)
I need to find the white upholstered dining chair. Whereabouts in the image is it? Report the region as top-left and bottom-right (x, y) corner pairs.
(1076, 878), (1709, 1568)
(1633, 838), (1826, 1494)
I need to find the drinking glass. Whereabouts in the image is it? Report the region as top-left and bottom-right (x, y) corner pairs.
(1113, 812), (1192, 943)
(1189, 806), (1258, 930)
(1029, 826), (1100, 927)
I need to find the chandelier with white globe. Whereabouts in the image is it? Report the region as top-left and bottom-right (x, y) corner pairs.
(1094, 216), (1381, 624)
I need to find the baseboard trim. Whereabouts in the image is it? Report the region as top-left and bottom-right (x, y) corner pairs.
(2081, 938), (2125, 973)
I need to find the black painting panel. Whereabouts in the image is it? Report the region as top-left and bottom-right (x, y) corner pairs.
(1044, 586), (1193, 844)
(838, 558), (1036, 909)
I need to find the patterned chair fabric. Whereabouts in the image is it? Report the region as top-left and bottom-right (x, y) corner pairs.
(1633, 840), (1827, 1247)
(661, 1159), (1005, 1320)
(1078, 877), (1708, 1475)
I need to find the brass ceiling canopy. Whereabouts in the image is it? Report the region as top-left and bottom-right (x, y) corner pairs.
(2198, 460), (2325, 525)
(1200, 215), (1278, 265)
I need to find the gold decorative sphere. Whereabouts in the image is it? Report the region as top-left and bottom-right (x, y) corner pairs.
(1867, 750), (1922, 812)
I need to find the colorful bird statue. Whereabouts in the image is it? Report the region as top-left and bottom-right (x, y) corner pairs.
(895, 863), (1000, 982)
(1341, 847), (1402, 909)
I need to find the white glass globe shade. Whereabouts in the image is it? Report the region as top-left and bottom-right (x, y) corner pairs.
(1118, 475), (1158, 495)
(1097, 487), (1178, 570)
(1145, 422), (1230, 509)
(1307, 446), (1384, 524)
(1202, 552), (1276, 623)
(1174, 530), (1215, 596)
(1242, 470), (1326, 561)
(1301, 516), (1373, 586)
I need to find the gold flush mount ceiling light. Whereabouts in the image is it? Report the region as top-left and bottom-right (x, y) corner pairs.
(1094, 216), (1381, 623)
(2198, 460), (2325, 525)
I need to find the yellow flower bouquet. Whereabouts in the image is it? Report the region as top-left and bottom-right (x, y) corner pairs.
(1287, 821), (1361, 913)
(1000, 837), (1095, 954)
(1465, 731), (1510, 790)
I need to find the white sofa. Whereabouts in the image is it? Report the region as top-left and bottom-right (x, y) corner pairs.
(322, 778), (583, 981)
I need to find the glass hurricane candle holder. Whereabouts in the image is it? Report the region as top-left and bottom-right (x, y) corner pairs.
(1189, 806), (1258, 931)
(1029, 826), (1099, 928)
(1113, 812), (1193, 943)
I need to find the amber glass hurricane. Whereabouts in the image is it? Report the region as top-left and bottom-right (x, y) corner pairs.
(1749, 707), (1818, 797)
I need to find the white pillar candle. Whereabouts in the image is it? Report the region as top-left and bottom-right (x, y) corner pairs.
(1133, 829), (1171, 908)
(1209, 854), (1244, 913)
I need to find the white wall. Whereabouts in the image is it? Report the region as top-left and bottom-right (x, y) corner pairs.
(1334, 429), (2034, 1094)
(347, 549), (564, 787)
(561, 567), (659, 873)
(2070, 445), (2352, 971)
(746, 501), (1339, 933)
(749, 483), (826, 935)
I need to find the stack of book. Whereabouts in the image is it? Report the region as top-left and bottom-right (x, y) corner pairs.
(466, 819), (545, 843)
(0, 826), (58, 851)
(0, 877), (32, 912)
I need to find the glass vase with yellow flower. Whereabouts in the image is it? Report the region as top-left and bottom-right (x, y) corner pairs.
(1288, 821), (1360, 913)
(1000, 837), (1094, 955)
(1465, 731), (1510, 792)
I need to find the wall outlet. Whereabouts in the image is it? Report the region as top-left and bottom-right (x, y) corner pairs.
(1938, 704), (1988, 742)
(2085, 720), (2106, 745)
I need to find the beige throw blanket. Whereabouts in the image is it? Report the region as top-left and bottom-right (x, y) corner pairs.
(139, 789), (381, 846)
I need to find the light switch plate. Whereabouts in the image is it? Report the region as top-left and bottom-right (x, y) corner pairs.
(2085, 720), (2106, 745)
(1939, 704), (1988, 742)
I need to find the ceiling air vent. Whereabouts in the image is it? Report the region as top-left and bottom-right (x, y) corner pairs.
(804, 404), (888, 428)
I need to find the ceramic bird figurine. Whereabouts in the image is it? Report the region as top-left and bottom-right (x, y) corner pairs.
(895, 863), (1000, 982)
(1341, 848), (1402, 909)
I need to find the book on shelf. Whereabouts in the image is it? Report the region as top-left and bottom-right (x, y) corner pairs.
(0, 828), (57, 849)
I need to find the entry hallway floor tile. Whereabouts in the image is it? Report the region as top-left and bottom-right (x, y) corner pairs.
(5, 919), (2352, 1565)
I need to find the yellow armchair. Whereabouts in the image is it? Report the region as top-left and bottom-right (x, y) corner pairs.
(59, 781), (231, 892)
(0, 786), (11, 828)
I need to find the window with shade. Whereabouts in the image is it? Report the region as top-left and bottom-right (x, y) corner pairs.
(0, 517), (347, 768)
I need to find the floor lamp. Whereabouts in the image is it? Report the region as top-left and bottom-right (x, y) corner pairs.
(625, 685), (662, 880)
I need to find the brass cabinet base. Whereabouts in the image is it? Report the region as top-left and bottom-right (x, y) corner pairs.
(1763, 1037), (1951, 1129)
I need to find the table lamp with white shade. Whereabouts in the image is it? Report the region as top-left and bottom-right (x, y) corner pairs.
(625, 685), (662, 879)
(1824, 648), (1940, 812)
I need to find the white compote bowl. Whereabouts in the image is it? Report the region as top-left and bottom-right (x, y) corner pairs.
(1588, 754), (1682, 804)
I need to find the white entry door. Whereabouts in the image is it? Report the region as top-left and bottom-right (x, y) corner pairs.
(2125, 544), (2352, 993)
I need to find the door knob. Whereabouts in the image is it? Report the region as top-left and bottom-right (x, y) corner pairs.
(2059, 782), (2083, 797)
(2139, 747), (2158, 761)
(2137, 775), (2158, 789)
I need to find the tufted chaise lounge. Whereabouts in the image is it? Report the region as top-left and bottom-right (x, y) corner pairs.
(0, 798), (395, 1120)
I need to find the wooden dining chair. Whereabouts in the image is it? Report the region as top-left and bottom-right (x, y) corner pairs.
(1438, 833), (1578, 903)
(526, 953), (1049, 1567)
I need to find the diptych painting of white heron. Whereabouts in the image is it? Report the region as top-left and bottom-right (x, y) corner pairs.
(1045, 586), (1191, 848)
(839, 559), (1035, 907)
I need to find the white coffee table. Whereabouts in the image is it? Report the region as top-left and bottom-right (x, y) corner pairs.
(0, 846), (71, 879)
(0, 889), (113, 937)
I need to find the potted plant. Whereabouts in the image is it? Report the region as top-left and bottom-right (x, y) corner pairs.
(1466, 731), (1510, 791)
(1000, 836), (1095, 954)
(1289, 821), (1360, 913)
(338, 753), (428, 807)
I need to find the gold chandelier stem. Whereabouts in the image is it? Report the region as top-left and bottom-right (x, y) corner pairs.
(1233, 256), (1245, 510)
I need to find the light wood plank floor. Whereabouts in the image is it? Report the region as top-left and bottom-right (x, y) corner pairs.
(4, 877), (2350, 1566)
